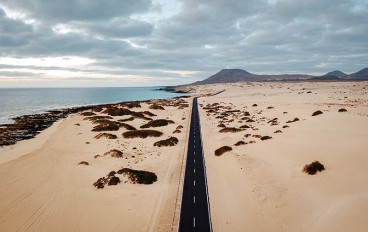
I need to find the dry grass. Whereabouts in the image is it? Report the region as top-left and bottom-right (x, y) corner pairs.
(140, 119), (174, 128)
(215, 146), (232, 156)
(303, 161), (325, 175)
(122, 130), (163, 138)
(94, 133), (117, 139)
(154, 137), (178, 147)
(117, 168), (157, 184)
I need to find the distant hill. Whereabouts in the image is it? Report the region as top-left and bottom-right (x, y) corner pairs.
(191, 69), (312, 85)
(311, 75), (341, 81)
(348, 68), (368, 80)
(324, 70), (347, 78)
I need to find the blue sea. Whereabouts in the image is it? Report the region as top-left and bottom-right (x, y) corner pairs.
(0, 87), (190, 124)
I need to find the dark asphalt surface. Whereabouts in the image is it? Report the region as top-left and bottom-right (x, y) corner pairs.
(179, 97), (212, 232)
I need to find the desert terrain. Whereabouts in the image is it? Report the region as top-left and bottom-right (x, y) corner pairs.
(190, 81), (368, 231)
(0, 97), (191, 232)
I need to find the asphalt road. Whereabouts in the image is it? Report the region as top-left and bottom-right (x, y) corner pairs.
(179, 97), (212, 232)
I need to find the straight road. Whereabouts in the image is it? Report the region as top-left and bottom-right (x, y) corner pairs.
(179, 97), (212, 232)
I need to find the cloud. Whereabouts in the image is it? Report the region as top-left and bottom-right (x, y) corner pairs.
(0, 0), (367, 87)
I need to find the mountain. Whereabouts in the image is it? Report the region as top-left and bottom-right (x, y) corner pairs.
(191, 69), (312, 85)
(311, 75), (341, 81)
(324, 70), (347, 78)
(348, 68), (368, 80)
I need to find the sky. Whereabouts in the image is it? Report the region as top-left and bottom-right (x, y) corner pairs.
(0, 0), (367, 87)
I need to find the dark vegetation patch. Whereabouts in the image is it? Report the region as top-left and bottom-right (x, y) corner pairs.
(78, 161), (89, 165)
(215, 146), (233, 156)
(118, 117), (135, 122)
(93, 171), (121, 189)
(176, 125), (183, 130)
(120, 101), (141, 108)
(234, 141), (246, 146)
(94, 133), (117, 139)
(312, 110), (323, 116)
(123, 130), (163, 138)
(303, 161), (325, 175)
(218, 123), (226, 128)
(239, 124), (250, 129)
(286, 118), (299, 123)
(338, 108), (347, 112)
(143, 111), (156, 117)
(149, 104), (165, 110)
(75, 123), (80, 126)
(173, 129), (181, 134)
(178, 104), (189, 109)
(84, 115), (113, 122)
(154, 137), (179, 147)
(283, 125), (290, 128)
(80, 112), (96, 116)
(103, 149), (123, 158)
(243, 111), (250, 116)
(119, 123), (136, 131)
(274, 130), (282, 133)
(252, 104), (258, 107)
(246, 119), (255, 123)
(92, 106), (103, 112)
(117, 168), (157, 184)
(140, 119), (174, 128)
(260, 136), (272, 141)
(92, 121), (120, 131)
(219, 127), (242, 133)
(267, 106), (274, 109)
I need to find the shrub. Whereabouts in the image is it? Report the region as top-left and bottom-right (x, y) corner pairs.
(81, 112), (96, 116)
(338, 108), (347, 112)
(93, 177), (107, 189)
(239, 124), (250, 129)
(120, 101), (141, 108)
(92, 121), (120, 131)
(260, 136), (272, 141)
(234, 141), (246, 146)
(149, 104), (165, 110)
(274, 130), (282, 133)
(103, 107), (132, 116)
(78, 161), (89, 165)
(118, 117), (135, 122)
(246, 119), (255, 122)
(143, 111), (156, 117)
(312, 110), (323, 116)
(103, 149), (123, 158)
(84, 115), (113, 122)
(303, 161), (325, 175)
(122, 130), (163, 138)
(215, 146), (232, 156)
(94, 133), (117, 139)
(117, 168), (157, 184)
(219, 127), (242, 133)
(252, 104), (258, 107)
(176, 125), (183, 130)
(108, 176), (121, 186)
(154, 137), (178, 147)
(119, 123), (136, 131)
(286, 118), (299, 123)
(140, 119), (174, 128)
(173, 129), (181, 134)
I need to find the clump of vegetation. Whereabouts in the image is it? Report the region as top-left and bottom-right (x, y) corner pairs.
(118, 117), (135, 122)
(119, 123), (136, 131)
(173, 129), (181, 134)
(120, 101), (141, 108)
(312, 110), (323, 116)
(103, 149), (123, 158)
(252, 104), (258, 107)
(108, 176), (121, 186)
(267, 106), (274, 109)
(81, 111), (96, 116)
(219, 127), (242, 133)
(143, 111), (156, 117)
(246, 119), (255, 122)
(84, 115), (113, 122)
(215, 146), (232, 156)
(234, 141), (246, 146)
(260, 136), (272, 141)
(149, 104), (165, 110)
(94, 133), (117, 139)
(140, 119), (174, 128)
(239, 124), (250, 129)
(274, 130), (282, 133)
(218, 123), (226, 128)
(117, 168), (157, 184)
(303, 161), (325, 175)
(178, 104), (189, 109)
(103, 107), (132, 116)
(286, 118), (299, 123)
(78, 161), (89, 165)
(92, 121), (120, 131)
(176, 125), (183, 130)
(338, 108), (347, 112)
(154, 137), (178, 147)
(93, 171), (121, 189)
(123, 130), (163, 138)
(92, 106), (103, 112)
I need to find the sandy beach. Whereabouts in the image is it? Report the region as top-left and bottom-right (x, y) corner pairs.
(0, 98), (191, 232)
(192, 81), (368, 231)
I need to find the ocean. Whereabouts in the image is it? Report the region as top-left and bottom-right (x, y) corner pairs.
(0, 87), (190, 124)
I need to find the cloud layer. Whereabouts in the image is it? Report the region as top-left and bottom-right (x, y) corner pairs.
(0, 0), (367, 87)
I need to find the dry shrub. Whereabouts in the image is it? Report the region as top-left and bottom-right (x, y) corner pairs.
(218, 123), (226, 128)
(239, 124), (250, 129)
(92, 106), (103, 112)
(338, 108), (347, 112)
(176, 125), (183, 130)
(93, 171), (121, 189)
(103, 149), (123, 158)
(234, 141), (246, 146)
(120, 101), (141, 108)
(303, 161), (325, 175)
(140, 119), (174, 128)
(274, 130), (282, 133)
(243, 111), (250, 116)
(78, 161), (89, 165)
(123, 130), (163, 138)
(149, 104), (165, 110)
(103, 107), (132, 116)
(173, 129), (181, 134)
(108, 176), (121, 186)
(178, 104), (189, 109)
(260, 136), (272, 141)
(246, 119), (255, 122)
(154, 137), (178, 147)
(244, 133), (251, 138)
(75, 123), (80, 126)
(312, 110), (323, 116)
(219, 127), (242, 133)
(267, 106), (274, 109)
(117, 168), (157, 184)
(118, 117), (135, 122)
(143, 111), (156, 117)
(119, 123), (136, 131)
(84, 115), (113, 122)
(215, 146), (232, 156)
(286, 118), (299, 123)
(94, 133), (117, 139)
(81, 111), (96, 116)
(92, 121), (120, 131)
(252, 104), (258, 107)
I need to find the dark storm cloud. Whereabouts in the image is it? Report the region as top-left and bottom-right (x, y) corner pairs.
(0, 0), (367, 86)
